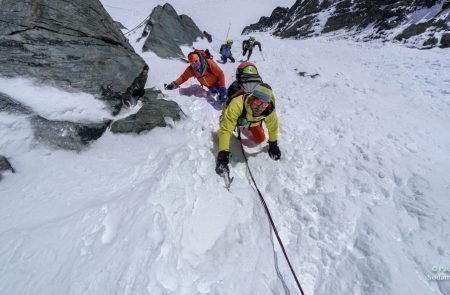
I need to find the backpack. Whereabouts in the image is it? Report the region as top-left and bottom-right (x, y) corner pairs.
(190, 48), (213, 60)
(220, 45), (232, 58)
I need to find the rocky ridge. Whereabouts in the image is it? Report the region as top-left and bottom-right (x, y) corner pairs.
(243, 0), (450, 49)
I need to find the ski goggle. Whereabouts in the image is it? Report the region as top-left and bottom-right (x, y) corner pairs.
(252, 98), (269, 108)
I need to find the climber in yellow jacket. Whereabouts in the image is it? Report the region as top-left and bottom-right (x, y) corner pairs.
(215, 83), (281, 176)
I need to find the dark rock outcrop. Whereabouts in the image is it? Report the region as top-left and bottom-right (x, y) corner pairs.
(0, 0), (148, 110)
(440, 32), (450, 47)
(142, 3), (203, 58)
(0, 92), (32, 115)
(0, 156), (14, 173)
(0, 155), (14, 181)
(203, 31), (213, 43)
(31, 116), (110, 151)
(111, 89), (183, 134)
(243, 0), (450, 48)
(395, 19), (449, 41)
(424, 36), (439, 46)
(243, 7), (290, 33)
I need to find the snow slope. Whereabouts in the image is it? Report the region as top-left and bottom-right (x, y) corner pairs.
(1, 1), (450, 294)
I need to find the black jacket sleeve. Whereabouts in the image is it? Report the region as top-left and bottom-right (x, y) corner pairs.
(254, 41), (262, 51)
(242, 40), (247, 51)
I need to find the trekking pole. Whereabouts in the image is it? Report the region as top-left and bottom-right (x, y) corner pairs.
(260, 50), (266, 61)
(225, 23), (231, 42)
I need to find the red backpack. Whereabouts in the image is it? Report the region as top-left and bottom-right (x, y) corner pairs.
(192, 48), (213, 59)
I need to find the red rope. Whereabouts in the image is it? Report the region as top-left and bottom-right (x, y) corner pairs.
(238, 132), (306, 295)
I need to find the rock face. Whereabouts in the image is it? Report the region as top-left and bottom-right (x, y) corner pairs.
(0, 0), (148, 109)
(31, 116), (110, 151)
(0, 155), (14, 181)
(142, 3), (203, 58)
(111, 89), (183, 134)
(243, 0), (450, 49)
(0, 1), (186, 152)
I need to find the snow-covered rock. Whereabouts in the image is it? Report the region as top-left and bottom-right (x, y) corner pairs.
(141, 3), (203, 58)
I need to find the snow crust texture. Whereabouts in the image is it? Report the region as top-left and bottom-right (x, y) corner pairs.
(1, 0), (449, 294)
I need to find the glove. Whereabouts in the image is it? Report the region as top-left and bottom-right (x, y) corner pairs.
(217, 87), (227, 102)
(218, 94), (228, 102)
(165, 81), (178, 90)
(218, 87), (227, 96)
(215, 151), (230, 176)
(268, 141), (281, 160)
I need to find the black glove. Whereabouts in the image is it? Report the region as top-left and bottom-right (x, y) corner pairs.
(215, 151), (230, 176)
(165, 81), (178, 90)
(217, 87), (228, 102)
(268, 141), (281, 160)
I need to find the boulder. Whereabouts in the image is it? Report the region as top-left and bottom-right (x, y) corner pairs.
(395, 21), (434, 41)
(0, 0), (148, 110)
(440, 33), (450, 48)
(423, 36), (438, 46)
(111, 89), (182, 134)
(142, 3), (203, 58)
(30, 116), (110, 151)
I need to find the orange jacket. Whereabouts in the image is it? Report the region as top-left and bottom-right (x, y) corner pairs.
(175, 59), (225, 89)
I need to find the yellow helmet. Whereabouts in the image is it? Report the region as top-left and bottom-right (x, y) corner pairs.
(226, 39), (233, 45)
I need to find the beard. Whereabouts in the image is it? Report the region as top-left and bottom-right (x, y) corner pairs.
(251, 105), (265, 116)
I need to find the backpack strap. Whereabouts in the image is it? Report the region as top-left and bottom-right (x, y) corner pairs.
(223, 89), (245, 109)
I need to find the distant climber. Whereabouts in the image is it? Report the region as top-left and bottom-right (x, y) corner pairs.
(215, 83), (281, 176)
(165, 50), (227, 102)
(242, 36), (261, 61)
(219, 39), (235, 63)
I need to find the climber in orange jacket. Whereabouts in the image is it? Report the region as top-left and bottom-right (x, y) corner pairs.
(165, 50), (228, 102)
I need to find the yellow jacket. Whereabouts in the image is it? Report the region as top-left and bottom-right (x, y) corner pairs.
(218, 93), (278, 152)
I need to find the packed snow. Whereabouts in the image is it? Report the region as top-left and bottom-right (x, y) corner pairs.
(1, 0), (449, 294)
